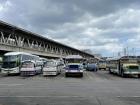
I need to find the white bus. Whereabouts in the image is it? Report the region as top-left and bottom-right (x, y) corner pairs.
(107, 56), (140, 77)
(0, 56), (2, 71)
(43, 60), (64, 76)
(20, 60), (36, 76)
(20, 60), (42, 76)
(1, 52), (42, 75)
(64, 55), (84, 77)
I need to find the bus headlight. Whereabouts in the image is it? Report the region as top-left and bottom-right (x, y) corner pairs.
(12, 67), (19, 73)
(80, 70), (83, 72)
(65, 70), (69, 72)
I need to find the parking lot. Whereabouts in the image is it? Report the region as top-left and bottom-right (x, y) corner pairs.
(0, 70), (140, 105)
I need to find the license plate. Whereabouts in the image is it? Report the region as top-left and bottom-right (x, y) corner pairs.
(70, 70), (78, 72)
(4, 70), (9, 71)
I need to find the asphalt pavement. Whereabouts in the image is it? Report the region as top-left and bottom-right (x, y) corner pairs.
(0, 70), (140, 105)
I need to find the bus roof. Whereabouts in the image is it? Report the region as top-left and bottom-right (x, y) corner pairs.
(65, 55), (83, 59)
(4, 52), (33, 56)
(107, 56), (138, 61)
(22, 60), (36, 63)
(106, 57), (120, 61)
(67, 63), (82, 65)
(121, 56), (137, 59)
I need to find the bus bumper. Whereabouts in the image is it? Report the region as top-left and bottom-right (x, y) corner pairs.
(65, 71), (83, 77)
(43, 71), (57, 76)
(20, 71), (36, 76)
(124, 71), (140, 75)
(1, 68), (20, 75)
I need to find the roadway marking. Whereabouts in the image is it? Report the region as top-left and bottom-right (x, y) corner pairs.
(117, 96), (140, 98)
(0, 84), (24, 86)
(0, 95), (87, 98)
(85, 72), (93, 80)
(0, 95), (140, 98)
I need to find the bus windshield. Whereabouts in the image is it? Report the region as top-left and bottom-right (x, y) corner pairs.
(2, 61), (17, 68)
(99, 61), (106, 64)
(68, 65), (79, 70)
(22, 62), (34, 68)
(2, 55), (20, 68)
(129, 66), (139, 69)
(3, 55), (19, 62)
(45, 61), (56, 67)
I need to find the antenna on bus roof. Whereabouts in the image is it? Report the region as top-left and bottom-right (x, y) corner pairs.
(124, 48), (127, 56)
(126, 47), (129, 56)
(132, 48), (135, 56)
(118, 52), (121, 57)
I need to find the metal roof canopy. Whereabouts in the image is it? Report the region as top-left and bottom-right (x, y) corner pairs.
(0, 20), (94, 57)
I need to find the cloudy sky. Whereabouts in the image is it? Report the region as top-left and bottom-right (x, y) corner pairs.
(0, 0), (140, 56)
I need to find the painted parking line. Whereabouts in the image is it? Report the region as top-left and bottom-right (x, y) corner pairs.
(86, 72), (94, 80)
(0, 84), (24, 86)
(1, 95), (139, 98)
(117, 96), (140, 98)
(0, 95), (92, 98)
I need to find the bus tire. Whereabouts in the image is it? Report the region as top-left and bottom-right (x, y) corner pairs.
(121, 71), (124, 77)
(109, 68), (112, 74)
(121, 71), (127, 78)
(65, 73), (68, 77)
(80, 73), (83, 77)
(20, 72), (23, 76)
(96, 68), (98, 72)
(138, 74), (140, 78)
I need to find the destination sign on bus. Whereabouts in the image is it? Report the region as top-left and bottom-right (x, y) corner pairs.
(120, 59), (137, 63)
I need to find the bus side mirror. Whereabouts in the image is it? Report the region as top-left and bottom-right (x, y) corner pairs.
(64, 66), (68, 70)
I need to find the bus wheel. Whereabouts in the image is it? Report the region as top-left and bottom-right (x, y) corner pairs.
(138, 74), (140, 78)
(121, 72), (124, 77)
(109, 68), (112, 74)
(121, 72), (127, 78)
(96, 69), (98, 72)
(80, 73), (83, 77)
(65, 73), (68, 77)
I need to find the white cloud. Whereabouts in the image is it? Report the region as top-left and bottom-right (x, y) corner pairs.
(0, 0), (140, 56)
(0, 1), (12, 11)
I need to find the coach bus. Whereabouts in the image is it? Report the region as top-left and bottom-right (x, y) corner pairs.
(64, 55), (84, 77)
(107, 56), (140, 77)
(1, 52), (42, 75)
